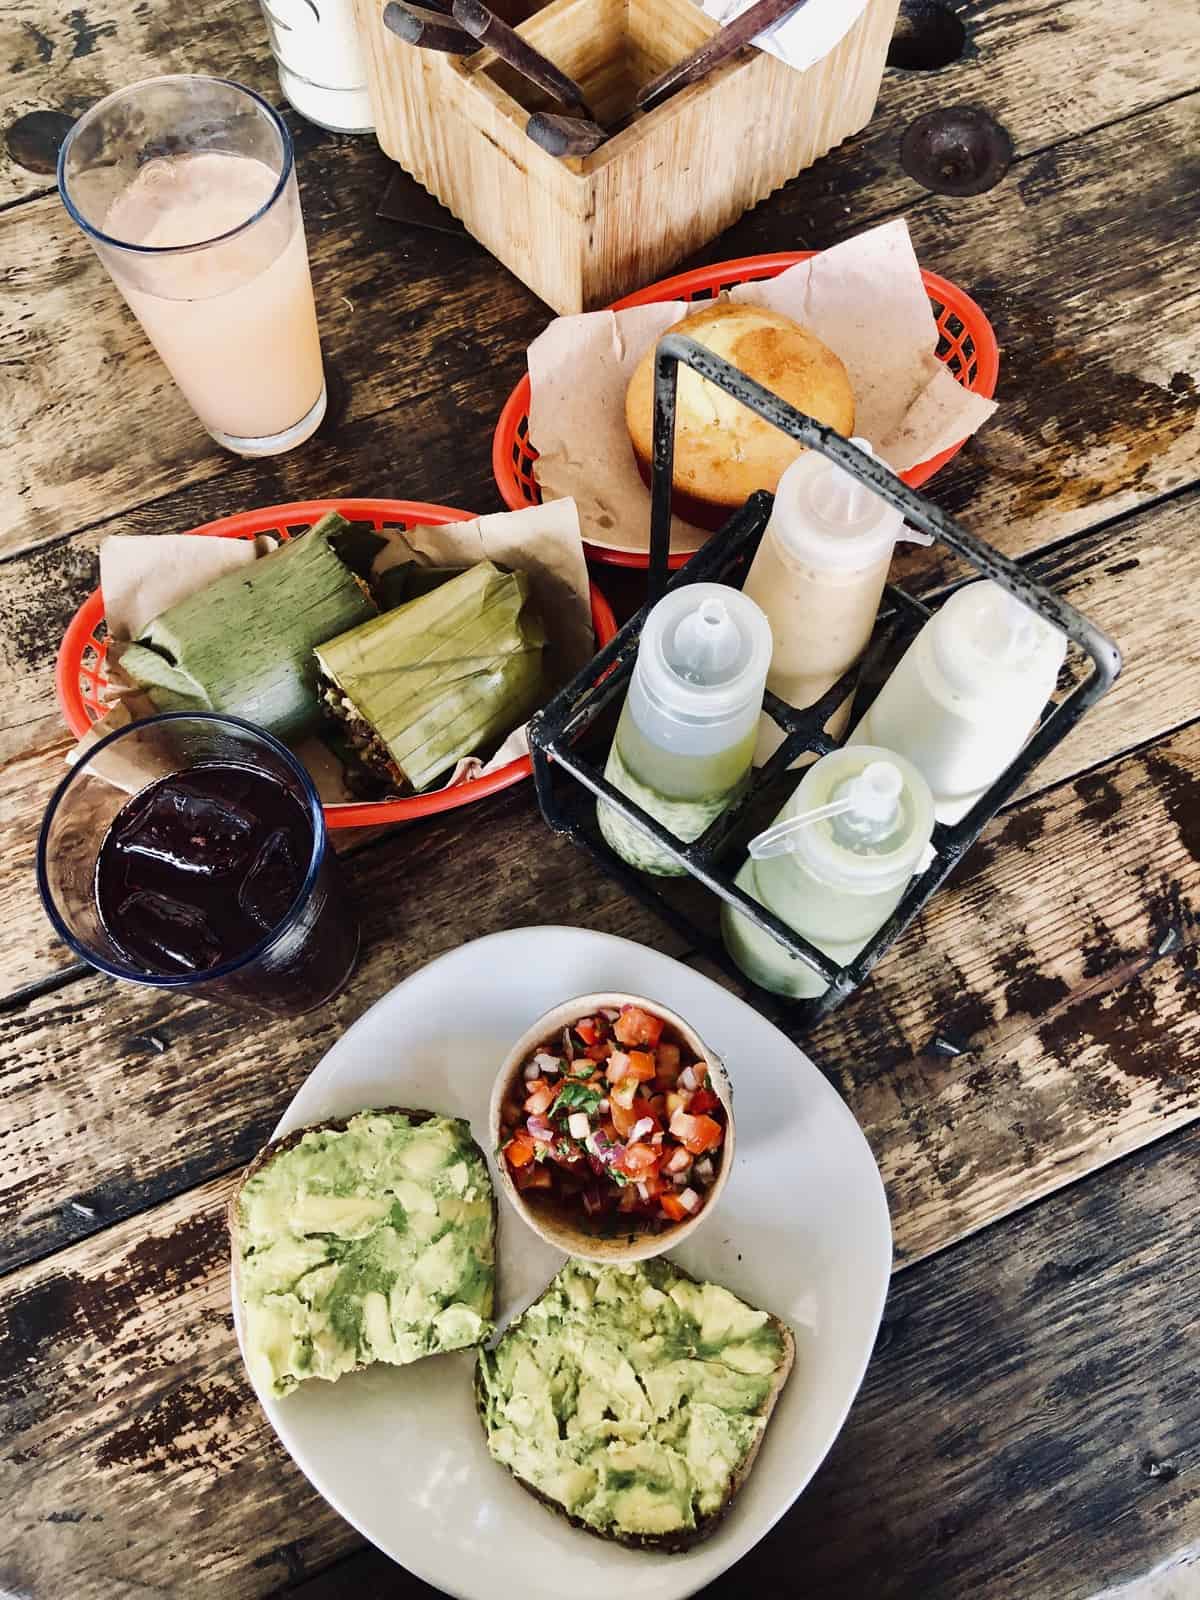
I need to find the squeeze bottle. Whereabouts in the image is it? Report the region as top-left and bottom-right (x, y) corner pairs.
(598, 584), (773, 877)
(741, 439), (916, 764)
(721, 746), (934, 997)
(849, 579), (1067, 824)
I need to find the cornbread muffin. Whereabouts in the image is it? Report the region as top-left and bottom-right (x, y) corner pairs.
(625, 302), (856, 529)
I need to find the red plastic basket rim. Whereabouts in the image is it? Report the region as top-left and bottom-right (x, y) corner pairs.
(492, 250), (1000, 569)
(56, 497), (618, 830)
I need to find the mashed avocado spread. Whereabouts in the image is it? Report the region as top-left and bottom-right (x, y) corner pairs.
(476, 1258), (789, 1541)
(237, 1111), (494, 1398)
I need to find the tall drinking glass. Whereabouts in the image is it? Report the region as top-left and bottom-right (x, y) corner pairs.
(58, 75), (326, 457)
(38, 713), (359, 1017)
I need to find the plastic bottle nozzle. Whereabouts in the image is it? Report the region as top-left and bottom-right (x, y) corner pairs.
(748, 760), (905, 859)
(672, 596), (742, 684)
(808, 437), (878, 526)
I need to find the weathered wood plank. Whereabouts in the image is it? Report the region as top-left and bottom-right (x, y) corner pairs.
(0, 785), (694, 1275)
(4, 483), (1195, 999)
(278, 1121), (1200, 1600)
(3, 72), (1197, 561)
(6, 700), (1200, 1277)
(6, 1081), (1200, 1598)
(0, 0), (277, 205)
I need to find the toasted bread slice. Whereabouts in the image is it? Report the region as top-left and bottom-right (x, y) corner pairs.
(475, 1257), (795, 1552)
(230, 1107), (496, 1399)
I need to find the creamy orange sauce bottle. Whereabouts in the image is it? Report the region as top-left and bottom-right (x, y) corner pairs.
(741, 440), (909, 764)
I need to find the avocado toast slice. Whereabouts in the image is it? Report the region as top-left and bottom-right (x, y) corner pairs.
(475, 1257), (794, 1551)
(231, 1108), (496, 1399)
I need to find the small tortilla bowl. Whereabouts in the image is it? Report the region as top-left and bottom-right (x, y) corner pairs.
(489, 991), (735, 1263)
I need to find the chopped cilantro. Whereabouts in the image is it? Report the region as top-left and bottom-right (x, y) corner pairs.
(551, 1081), (603, 1120)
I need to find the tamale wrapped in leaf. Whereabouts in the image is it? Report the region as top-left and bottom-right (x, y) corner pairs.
(117, 514), (377, 744)
(315, 560), (547, 792)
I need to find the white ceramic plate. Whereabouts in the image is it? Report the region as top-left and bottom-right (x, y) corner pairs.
(233, 926), (891, 1599)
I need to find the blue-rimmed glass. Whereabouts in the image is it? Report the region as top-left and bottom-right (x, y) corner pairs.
(57, 75), (326, 457)
(37, 713), (359, 1016)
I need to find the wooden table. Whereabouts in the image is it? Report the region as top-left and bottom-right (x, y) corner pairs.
(2, 2), (1199, 1595)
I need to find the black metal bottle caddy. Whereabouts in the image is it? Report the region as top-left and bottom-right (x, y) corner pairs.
(529, 333), (1121, 1024)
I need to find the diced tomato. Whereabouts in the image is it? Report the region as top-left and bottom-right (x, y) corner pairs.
(524, 1082), (555, 1116)
(606, 1051), (632, 1085)
(514, 1161), (553, 1190)
(659, 1192), (689, 1223)
(504, 1132), (537, 1169)
(655, 1042), (681, 1081)
(614, 1006), (665, 1048)
(625, 1051), (656, 1082)
(575, 1016), (601, 1045)
(611, 1076), (639, 1110)
(669, 1110), (723, 1155)
(610, 1096), (639, 1138)
(620, 1142), (660, 1175)
(688, 1088), (720, 1115)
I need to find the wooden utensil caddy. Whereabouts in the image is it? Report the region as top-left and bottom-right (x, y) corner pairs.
(353, 0), (902, 312)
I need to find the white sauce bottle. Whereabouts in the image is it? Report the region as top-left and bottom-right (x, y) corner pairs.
(742, 439), (915, 764)
(849, 579), (1067, 824)
(259, 0), (374, 134)
(721, 747), (934, 998)
(598, 584), (773, 877)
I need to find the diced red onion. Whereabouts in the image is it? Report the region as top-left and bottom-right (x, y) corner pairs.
(589, 1130), (624, 1168)
(672, 1171), (690, 1187)
(582, 1185), (606, 1216)
(636, 1181), (650, 1201)
(533, 1051), (562, 1076)
(598, 1097), (610, 1114)
(694, 1156), (715, 1184)
(561, 1027), (575, 1062)
(665, 1147), (691, 1174)
(629, 1117), (654, 1144)
(527, 1115), (556, 1144)
(679, 1187), (700, 1213)
(679, 1066), (699, 1092)
(523, 1059), (541, 1080)
(600, 1008), (620, 1020)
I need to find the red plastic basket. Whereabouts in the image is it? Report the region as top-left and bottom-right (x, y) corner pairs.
(493, 252), (1000, 569)
(57, 498), (618, 830)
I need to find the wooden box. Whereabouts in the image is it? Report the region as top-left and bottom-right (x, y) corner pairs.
(353, 0), (902, 313)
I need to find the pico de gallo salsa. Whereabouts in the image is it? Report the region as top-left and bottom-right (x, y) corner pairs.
(499, 1003), (726, 1231)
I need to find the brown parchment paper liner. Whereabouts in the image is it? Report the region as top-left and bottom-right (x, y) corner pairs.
(73, 500), (591, 802)
(527, 218), (999, 557)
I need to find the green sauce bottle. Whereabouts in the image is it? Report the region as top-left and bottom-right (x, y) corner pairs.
(597, 583), (772, 877)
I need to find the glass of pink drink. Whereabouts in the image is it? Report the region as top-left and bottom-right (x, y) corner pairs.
(58, 75), (326, 457)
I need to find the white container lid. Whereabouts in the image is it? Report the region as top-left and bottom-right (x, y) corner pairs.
(636, 583), (773, 726)
(767, 439), (907, 574)
(929, 580), (1067, 703)
(755, 744), (935, 894)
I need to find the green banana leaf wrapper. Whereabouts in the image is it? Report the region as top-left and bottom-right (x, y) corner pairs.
(314, 560), (547, 792)
(117, 514), (377, 744)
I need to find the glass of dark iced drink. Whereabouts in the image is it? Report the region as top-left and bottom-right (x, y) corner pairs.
(37, 713), (359, 1015)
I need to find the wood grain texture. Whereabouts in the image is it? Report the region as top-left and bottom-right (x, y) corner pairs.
(355, 0), (898, 312)
(7, 699), (1200, 1282)
(3, 39), (1197, 560)
(0, 786), (692, 1274)
(0, 0), (277, 205)
(278, 1121), (1200, 1600)
(4, 483), (1196, 997)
